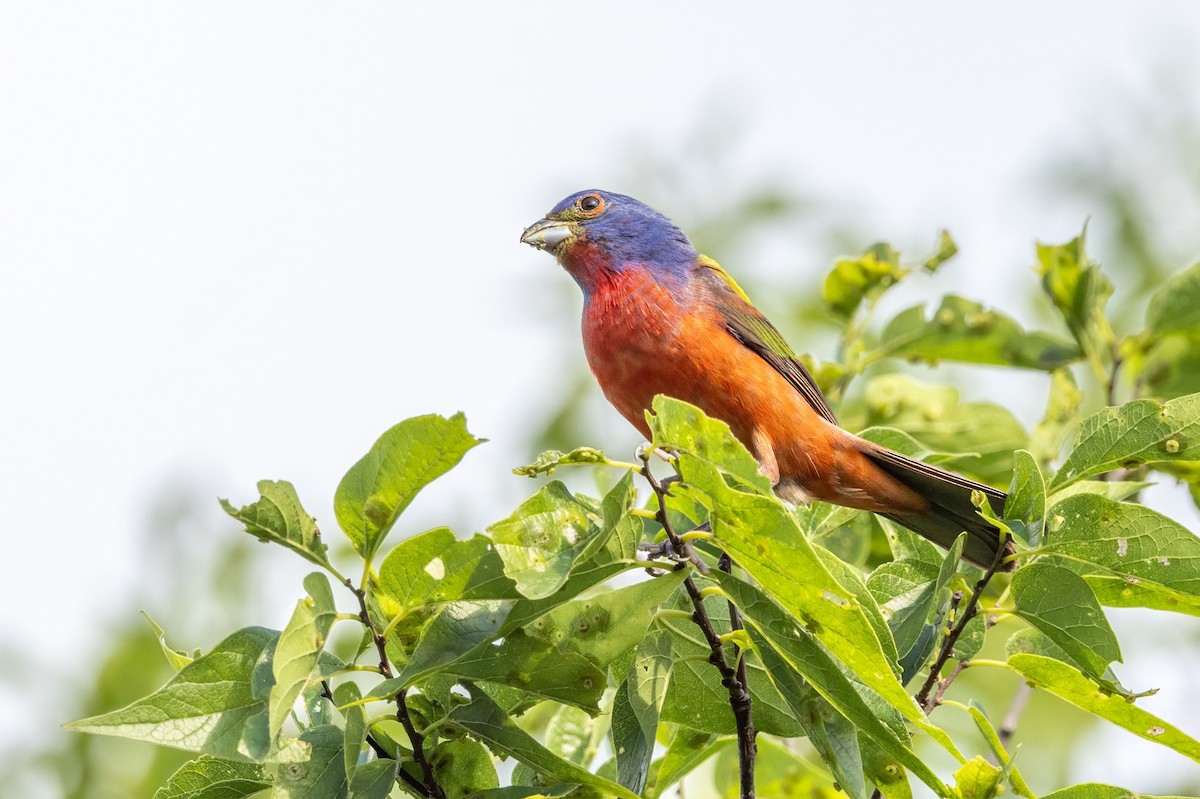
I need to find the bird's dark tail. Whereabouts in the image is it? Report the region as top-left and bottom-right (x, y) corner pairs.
(860, 444), (1013, 570)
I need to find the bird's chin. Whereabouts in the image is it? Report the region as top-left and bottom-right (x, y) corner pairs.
(520, 218), (576, 252)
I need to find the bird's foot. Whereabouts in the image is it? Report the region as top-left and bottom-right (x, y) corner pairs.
(634, 442), (678, 463)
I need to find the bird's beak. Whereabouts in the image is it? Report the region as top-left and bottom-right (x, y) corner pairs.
(520, 218), (575, 252)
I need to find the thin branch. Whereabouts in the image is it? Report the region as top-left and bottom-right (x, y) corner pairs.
(641, 454), (756, 799)
(320, 680), (428, 796)
(998, 682), (1033, 750)
(345, 579), (446, 799)
(914, 533), (1010, 714)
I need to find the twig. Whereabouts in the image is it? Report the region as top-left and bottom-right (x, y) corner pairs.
(914, 533), (1009, 714)
(998, 682), (1033, 750)
(320, 680), (428, 796)
(345, 579), (445, 799)
(720, 552), (757, 797)
(640, 453), (756, 799)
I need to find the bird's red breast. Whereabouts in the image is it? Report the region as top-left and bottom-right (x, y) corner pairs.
(578, 257), (928, 515)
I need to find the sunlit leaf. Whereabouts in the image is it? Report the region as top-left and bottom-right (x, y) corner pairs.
(716, 572), (950, 798)
(1008, 654), (1200, 763)
(1051, 393), (1200, 488)
(487, 481), (602, 599)
(430, 737), (500, 797)
(221, 480), (332, 571)
(272, 724), (346, 799)
(953, 756), (1001, 799)
(512, 447), (609, 477)
(1035, 230), (1115, 372)
(1039, 494), (1200, 616)
(335, 413), (483, 560)
(823, 242), (909, 320)
(877, 295), (1080, 371)
(270, 573), (337, 748)
(67, 627), (288, 762)
(1006, 450), (1046, 547)
(151, 755), (269, 799)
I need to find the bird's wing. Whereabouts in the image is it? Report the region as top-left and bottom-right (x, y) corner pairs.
(694, 256), (840, 425)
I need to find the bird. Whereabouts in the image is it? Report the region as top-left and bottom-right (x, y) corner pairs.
(520, 189), (1009, 568)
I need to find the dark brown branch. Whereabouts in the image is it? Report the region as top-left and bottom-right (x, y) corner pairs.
(345, 579), (445, 799)
(321, 679), (428, 796)
(641, 454), (756, 799)
(914, 531), (1009, 714)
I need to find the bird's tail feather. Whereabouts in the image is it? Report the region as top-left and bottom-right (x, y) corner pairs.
(860, 444), (1012, 570)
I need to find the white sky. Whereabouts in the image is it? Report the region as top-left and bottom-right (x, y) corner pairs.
(3, 2), (1200, 794)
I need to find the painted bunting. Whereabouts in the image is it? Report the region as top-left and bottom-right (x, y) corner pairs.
(521, 190), (1008, 567)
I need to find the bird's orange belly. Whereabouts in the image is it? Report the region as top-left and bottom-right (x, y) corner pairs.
(582, 275), (843, 497)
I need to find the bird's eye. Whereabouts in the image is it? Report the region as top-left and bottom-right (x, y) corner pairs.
(578, 194), (603, 214)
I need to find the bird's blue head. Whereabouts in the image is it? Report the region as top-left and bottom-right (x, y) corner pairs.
(521, 190), (697, 292)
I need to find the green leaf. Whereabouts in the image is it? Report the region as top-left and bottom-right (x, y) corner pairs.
(1011, 561), (1121, 681)
(334, 413), (483, 560)
(877, 295), (1080, 371)
(332, 683), (365, 783)
(861, 737), (912, 799)
(1040, 784), (1194, 799)
(1125, 332), (1200, 401)
(399, 600), (514, 686)
(377, 528), (517, 620)
(221, 480), (333, 572)
(1146, 261), (1200, 335)
(649, 400), (952, 753)
(270, 573), (337, 747)
(1048, 480), (1155, 504)
(923, 229), (958, 273)
(1039, 494), (1200, 616)
(1086, 574), (1200, 617)
(1035, 229), (1115, 372)
(1008, 653), (1200, 763)
(1006, 450), (1046, 547)
(347, 758), (397, 799)
(152, 756), (270, 799)
(715, 572), (950, 798)
(464, 787), (577, 799)
(66, 627), (288, 762)
(859, 374), (1027, 483)
(715, 736), (843, 799)
(658, 608), (802, 737)
(429, 629), (607, 712)
(867, 534), (963, 684)
(793, 695), (866, 799)
(487, 481), (602, 599)
(644, 732), (733, 799)
(512, 447), (609, 477)
(141, 611), (196, 672)
(447, 688), (640, 799)
(951, 616), (987, 660)
(612, 631), (673, 795)
(524, 570), (687, 670)
(1051, 393), (1200, 488)
(823, 242), (909, 320)
(962, 701), (1035, 798)
(543, 704), (605, 767)
(272, 724), (346, 799)
(952, 756), (1002, 799)
(1029, 368), (1085, 468)
(647, 396), (771, 492)
(431, 737), (500, 797)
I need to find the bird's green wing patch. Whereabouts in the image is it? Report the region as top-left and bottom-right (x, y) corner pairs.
(695, 256), (840, 425)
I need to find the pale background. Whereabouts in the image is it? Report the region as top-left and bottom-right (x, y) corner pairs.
(4, 3), (1200, 796)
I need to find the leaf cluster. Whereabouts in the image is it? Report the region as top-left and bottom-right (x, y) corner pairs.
(67, 233), (1200, 799)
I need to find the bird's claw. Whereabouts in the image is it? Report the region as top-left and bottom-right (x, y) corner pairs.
(634, 442), (678, 463)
